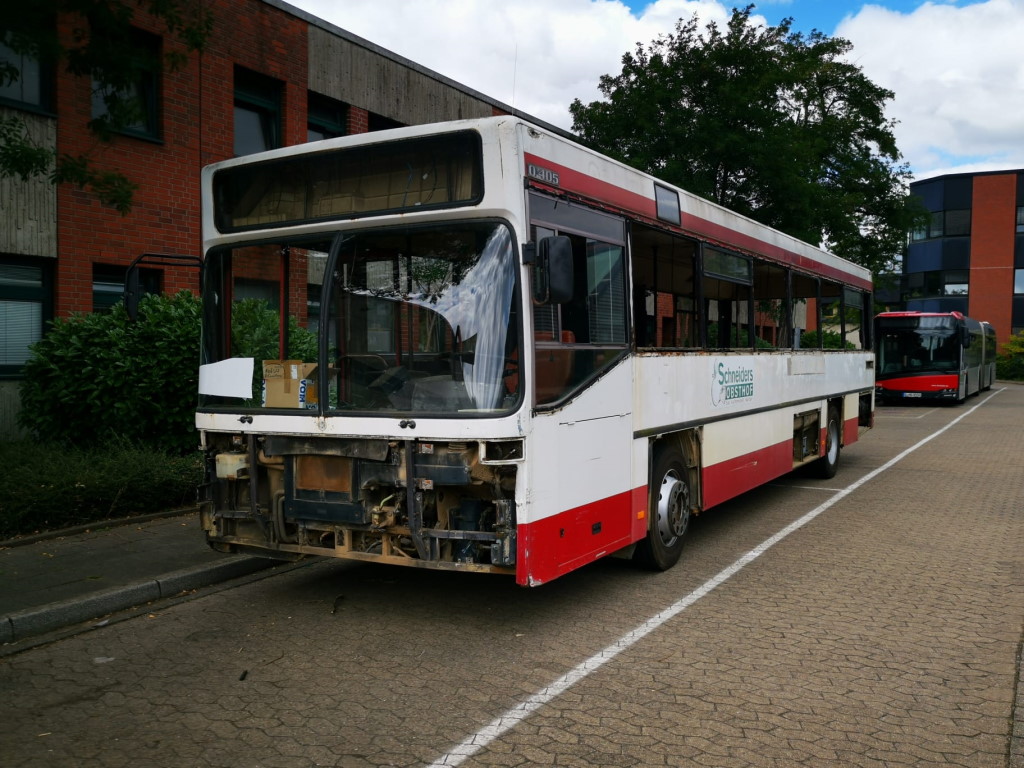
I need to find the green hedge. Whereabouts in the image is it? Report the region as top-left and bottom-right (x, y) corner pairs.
(996, 354), (1024, 381)
(0, 441), (202, 539)
(18, 291), (202, 455)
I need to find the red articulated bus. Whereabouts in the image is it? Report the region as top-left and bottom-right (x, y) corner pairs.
(874, 311), (996, 404)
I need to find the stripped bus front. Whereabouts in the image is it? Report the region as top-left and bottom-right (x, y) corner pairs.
(196, 117), (874, 586)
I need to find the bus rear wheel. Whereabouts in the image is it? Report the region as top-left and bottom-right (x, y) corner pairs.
(813, 408), (841, 479)
(635, 448), (690, 571)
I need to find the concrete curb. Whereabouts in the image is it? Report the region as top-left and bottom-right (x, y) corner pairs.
(0, 556), (277, 645)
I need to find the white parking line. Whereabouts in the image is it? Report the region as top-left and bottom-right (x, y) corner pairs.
(770, 484), (846, 492)
(427, 387), (1005, 767)
(879, 406), (939, 419)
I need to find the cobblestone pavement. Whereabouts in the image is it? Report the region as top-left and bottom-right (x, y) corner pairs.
(1, 385), (1022, 767)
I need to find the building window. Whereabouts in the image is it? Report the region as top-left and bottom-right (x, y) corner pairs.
(1016, 207), (1024, 233)
(943, 270), (969, 296)
(92, 263), (160, 313)
(90, 28), (161, 140)
(307, 92), (346, 142)
(910, 208), (971, 241)
(944, 209), (971, 237)
(903, 270), (970, 300)
(0, 35), (54, 112)
(234, 67), (282, 156)
(1015, 269), (1024, 295)
(0, 258), (52, 376)
(368, 111), (403, 132)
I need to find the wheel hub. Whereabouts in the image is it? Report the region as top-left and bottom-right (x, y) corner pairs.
(657, 471), (690, 545)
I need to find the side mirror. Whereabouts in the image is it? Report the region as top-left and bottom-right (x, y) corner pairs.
(532, 236), (573, 305)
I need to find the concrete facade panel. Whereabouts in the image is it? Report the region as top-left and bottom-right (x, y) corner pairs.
(307, 26), (493, 126)
(0, 109), (57, 257)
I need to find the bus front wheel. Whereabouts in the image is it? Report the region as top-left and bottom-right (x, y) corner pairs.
(813, 408), (841, 479)
(635, 448), (690, 571)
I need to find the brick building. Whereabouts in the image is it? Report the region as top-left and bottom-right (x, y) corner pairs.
(0, 0), (552, 434)
(904, 169), (1024, 343)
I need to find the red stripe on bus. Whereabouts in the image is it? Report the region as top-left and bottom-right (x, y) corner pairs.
(876, 374), (959, 392)
(517, 487), (644, 586)
(525, 152), (657, 218)
(701, 439), (795, 509)
(524, 153), (872, 292)
(843, 415), (860, 448)
(518, 417), (861, 585)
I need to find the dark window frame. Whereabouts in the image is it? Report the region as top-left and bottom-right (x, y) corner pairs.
(90, 27), (162, 141)
(0, 34), (55, 114)
(92, 263), (161, 313)
(0, 255), (53, 378)
(910, 207), (971, 241)
(307, 92), (347, 142)
(234, 67), (283, 156)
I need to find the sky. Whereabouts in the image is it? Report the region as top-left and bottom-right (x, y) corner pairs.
(287, 0), (1024, 182)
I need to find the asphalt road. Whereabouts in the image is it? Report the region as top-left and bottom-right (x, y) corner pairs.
(2, 385), (1023, 768)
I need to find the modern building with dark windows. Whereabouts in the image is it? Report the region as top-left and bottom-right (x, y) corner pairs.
(904, 169), (1024, 341)
(0, 0), (557, 435)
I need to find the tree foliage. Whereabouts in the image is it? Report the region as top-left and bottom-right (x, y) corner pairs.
(0, 0), (212, 213)
(569, 5), (925, 275)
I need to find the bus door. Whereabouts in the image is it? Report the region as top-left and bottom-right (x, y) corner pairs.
(523, 194), (637, 583)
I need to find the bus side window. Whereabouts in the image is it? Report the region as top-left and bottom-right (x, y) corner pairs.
(753, 261), (790, 349)
(703, 247), (753, 350)
(631, 226), (698, 349)
(843, 287), (866, 350)
(791, 272), (818, 348)
(532, 231), (628, 405)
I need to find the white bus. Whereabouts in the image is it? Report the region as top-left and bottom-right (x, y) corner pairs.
(196, 116), (874, 586)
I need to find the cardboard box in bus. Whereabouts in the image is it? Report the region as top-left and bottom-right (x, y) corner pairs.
(261, 359), (318, 408)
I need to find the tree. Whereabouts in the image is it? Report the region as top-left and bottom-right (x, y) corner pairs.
(0, 0), (211, 213)
(569, 5), (926, 276)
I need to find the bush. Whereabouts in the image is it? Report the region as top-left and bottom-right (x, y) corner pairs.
(799, 329), (855, 349)
(18, 291), (202, 455)
(0, 440), (203, 539)
(995, 355), (1024, 381)
(996, 329), (1024, 381)
(706, 322), (772, 349)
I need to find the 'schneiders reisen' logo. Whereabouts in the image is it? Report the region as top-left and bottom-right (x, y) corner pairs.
(711, 360), (755, 407)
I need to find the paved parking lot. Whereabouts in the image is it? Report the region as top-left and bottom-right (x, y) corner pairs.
(1, 385), (1022, 767)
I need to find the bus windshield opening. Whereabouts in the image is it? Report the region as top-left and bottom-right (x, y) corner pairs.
(331, 223), (519, 414)
(199, 222), (521, 417)
(877, 316), (961, 376)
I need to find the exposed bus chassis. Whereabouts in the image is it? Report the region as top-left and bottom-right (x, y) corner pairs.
(199, 433), (520, 574)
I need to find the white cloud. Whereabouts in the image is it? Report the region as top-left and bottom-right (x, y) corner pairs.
(293, 0), (735, 128)
(291, 0), (1024, 180)
(836, 0), (1024, 179)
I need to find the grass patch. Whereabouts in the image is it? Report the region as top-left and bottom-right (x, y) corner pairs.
(0, 440), (202, 539)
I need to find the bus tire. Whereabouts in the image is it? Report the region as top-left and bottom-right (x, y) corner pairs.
(634, 448), (690, 571)
(813, 408), (841, 479)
